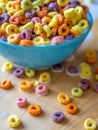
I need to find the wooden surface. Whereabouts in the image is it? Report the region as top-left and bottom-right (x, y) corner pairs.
(0, 3), (98, 130)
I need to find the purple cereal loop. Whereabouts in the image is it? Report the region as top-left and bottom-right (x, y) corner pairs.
(13, 68), (24, 77)
(78, 79), (90, 90)
(70, 0), (80, 5)
(65, 34), (75, 40)
(52, 112), (65, 123)
(31, 17), (41, 24)
(51, 63), (64, 73)
(28, 29), (36, 39)
(0, 13), (9, 24)
(48, 2), (60, 11)
(20, 30), (31, 40)
(0, 36), (7, 42)
(25, 10), (36, 19)
(66, 66), (79, 76)
(94, 82), (98, 92)
(51, 36), (65, 44)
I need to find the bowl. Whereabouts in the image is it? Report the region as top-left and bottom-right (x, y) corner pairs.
(0, 12), (93, 69)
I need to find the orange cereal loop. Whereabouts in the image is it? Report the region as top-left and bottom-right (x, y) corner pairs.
(19, 15), (27, 25)
(52, 26), (58, 36)
(36, 10), (47, 18)
(28, 104), (42, 116)
(40, 32), (47, 39)
(12, 1), (21, 11)
(55, 14), (64, 25)
(82, 4), (89, 14)
(0, 79), (12, 89)
(0, 9), (2, 15)
(65, 18), (73, 29)
(95, 68), (98, 74)
(66, 103), (78, 114)
(58, 24), (69, 36)
(57, 93), (71, 105)
(0, 29), (6, 38)
(9, 15), (20, 25)
(42, 16), (51, 25)
(7, 34), (20, 44)
(19, 80), (32, 91)
(59, 8), (64, 14)
(86, 56), (96, 64)
(20, 40), (33, 46)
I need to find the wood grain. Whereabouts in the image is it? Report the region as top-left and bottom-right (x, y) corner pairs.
(0, 3), (98, 130)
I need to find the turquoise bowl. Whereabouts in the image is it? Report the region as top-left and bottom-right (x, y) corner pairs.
(0, 12), (93, 69)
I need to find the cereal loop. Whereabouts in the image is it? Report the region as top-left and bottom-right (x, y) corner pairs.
(66, 103), (78, 114)
(58, 24), (69, 36)
(19, 80), (32, 91)
(0, 79), (12, 89)
(57, 92), (71, 105)
(20, 40), (33, 46)
(7, 34), (20, 44)
(28, 104), (42, 116)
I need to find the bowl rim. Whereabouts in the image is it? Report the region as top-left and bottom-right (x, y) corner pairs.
(0, 12), (93, 49)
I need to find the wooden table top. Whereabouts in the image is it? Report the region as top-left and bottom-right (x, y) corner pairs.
(0, 2), (98, 130)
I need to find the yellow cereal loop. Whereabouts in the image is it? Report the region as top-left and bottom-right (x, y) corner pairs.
(19, 22), (34, 32)
(48, 16), (59, 28)
(7, 114), (21, 128)
(80, 62), (90, 69)
(33, 36), (44, 46)
(48, 12), (58, 18)
(0, 6), (6, 13)
(70, 24), (83, 36)
(3, 61), (14, 71)
(1, 22), (9, 30)
(78, 19), (89, 31)
(21, 0), (32, 11)
(84, 118), (97, 130)
(57, 0), (69, 7)
(81, 68), (92, 78)
(34, 23), (43, 35)
(64, 8), (76, 18)
(43, 25), (52, 38)
(6, 24), (19, 35)
(14, 10), (25, 16)
(57, 92), (71, 105)
(6, 1), (13, 10)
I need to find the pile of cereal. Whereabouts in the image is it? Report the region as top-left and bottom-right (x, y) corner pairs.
(0, 0), (89, 46)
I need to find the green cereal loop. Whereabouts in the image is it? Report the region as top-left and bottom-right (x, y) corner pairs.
(84, 118), (97, 130)
(37, 0), (45, 6)
(75, 6), (84, 15)
(14, 10), (25, 16)
(71, 87), (83, 97)
(6, 1), (13, 10)
(48, 12), (58, 18)
(44, 0), (50, 4)
(0, 6), (6, 13)
(6, 24), (19, 35)
(32, 5), (40, 12)
(8, 10), (17, 16)
(25, 68), (35, 78)
(43, 25), (52, 38)
(21, 0), (32, 11)
(19, 22), (34, 32)
(78, 19), (89, 31)
(33, 36), (44, 46)
(42, 39), (51, 45)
